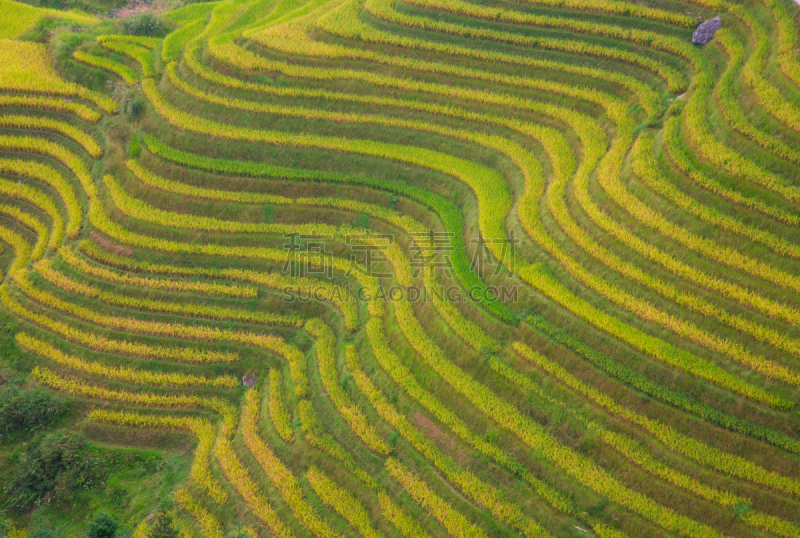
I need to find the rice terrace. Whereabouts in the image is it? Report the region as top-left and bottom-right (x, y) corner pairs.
(1, 0), (800, 532)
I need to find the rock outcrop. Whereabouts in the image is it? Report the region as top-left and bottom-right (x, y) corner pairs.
(693, 17), (722, 45)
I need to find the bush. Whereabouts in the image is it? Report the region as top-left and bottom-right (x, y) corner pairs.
(227, 525), (248, 538)
(0, 511), (12, 538)
(3, 431), (103, 510)
(126, 99), (145, 121)
(30, 524), (62, 538)
(123, 14), (166, 37)
(87, 512), (119, 538)
(0, 388), (69, 439)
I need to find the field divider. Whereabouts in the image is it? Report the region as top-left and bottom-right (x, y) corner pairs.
(17, 332), (238, 388)
(59, 246), (258, 298)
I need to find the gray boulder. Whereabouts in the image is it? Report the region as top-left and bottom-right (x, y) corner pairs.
(693, 17), (722, 45)
(242, 371), (258, 387)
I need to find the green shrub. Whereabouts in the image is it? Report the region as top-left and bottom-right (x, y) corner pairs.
(30, 526), (62, 538)
(0, 511), (12, 538)
(734, 504), (751, 518)
(86, 512), (119, 538)
(0, 388), (69, 438)
(123, 14), (166, 37)
(126, 98), (145, 121)
(3, 431), (103, 510)
(355, 213), (369, 228)
(226, 524), (248, 538)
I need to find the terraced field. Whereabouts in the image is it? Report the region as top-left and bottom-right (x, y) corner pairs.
(1, 0), (800, 534)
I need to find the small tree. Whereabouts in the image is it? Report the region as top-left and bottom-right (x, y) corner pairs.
(87, 512), (119, 538)
(147, 509), (178, 538)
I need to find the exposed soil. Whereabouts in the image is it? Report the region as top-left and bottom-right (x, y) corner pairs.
(411, 411), (469, 465)
(89, 230), (133, 257)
